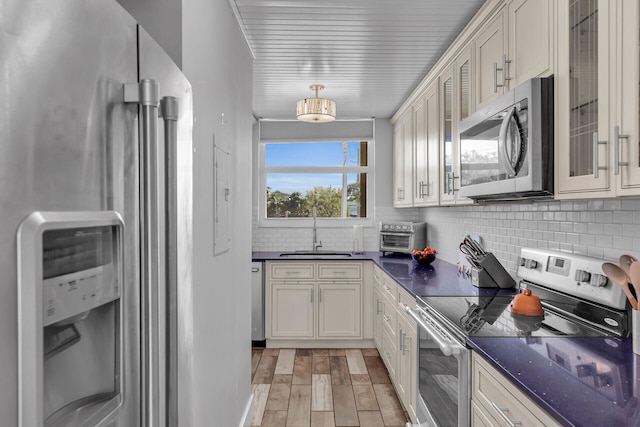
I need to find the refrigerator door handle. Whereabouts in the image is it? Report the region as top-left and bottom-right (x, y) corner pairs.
(160, 95), (180, 424)
(125, 79), (165, 426)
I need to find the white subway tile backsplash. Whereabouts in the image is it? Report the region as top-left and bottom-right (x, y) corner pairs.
(253, 198), (640, 278)
(588, 200), (604, 210)
(604, 200), (622, 210)
(603, 224), (623, 236)
(622, 199), (640, 210)
(614, 211), (634, 223)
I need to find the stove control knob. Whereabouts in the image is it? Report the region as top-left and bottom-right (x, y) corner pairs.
(576, 363), (595, 377)
(592, 373), (611, 388)
(575, 270), (591, 283)
(523, 259), (538, 269)
(590, 273), (608, 287)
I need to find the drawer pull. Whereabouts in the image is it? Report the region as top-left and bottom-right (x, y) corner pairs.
(383, 315), (391, 322)
(384, 285), (391, 292)
(490, 402), (522, 426)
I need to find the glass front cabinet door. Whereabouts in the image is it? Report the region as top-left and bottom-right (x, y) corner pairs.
(440, 57), (472, 206)
(556, 0), (640, 198)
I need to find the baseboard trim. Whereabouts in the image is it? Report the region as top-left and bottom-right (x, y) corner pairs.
(265, 338), (375, 349)
(239, 393), (254, 427)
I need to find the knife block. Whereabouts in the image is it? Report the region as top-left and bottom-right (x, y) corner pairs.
(477, 252), (516, 289)
(471, 267), (500, 288)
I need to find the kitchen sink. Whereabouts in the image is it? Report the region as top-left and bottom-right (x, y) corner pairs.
(279, 250), (353, 258)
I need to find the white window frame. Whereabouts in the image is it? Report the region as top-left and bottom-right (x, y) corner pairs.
(258, 138), (375, 228)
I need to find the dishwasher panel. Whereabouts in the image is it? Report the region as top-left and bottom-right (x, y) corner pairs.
(251, 262), (265, 343)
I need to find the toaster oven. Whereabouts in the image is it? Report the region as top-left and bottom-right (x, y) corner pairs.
(379, 221), (427, 254)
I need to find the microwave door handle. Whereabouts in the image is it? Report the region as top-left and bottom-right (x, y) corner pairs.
(498, 107), (519, 177)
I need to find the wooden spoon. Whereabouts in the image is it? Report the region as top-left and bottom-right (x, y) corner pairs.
(619, 254), (638, 276)
(602, 262), (638, 310)
(629, 262), (640, 307)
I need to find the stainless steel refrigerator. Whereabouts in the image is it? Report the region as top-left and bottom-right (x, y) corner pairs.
(1, 1), (193, 426)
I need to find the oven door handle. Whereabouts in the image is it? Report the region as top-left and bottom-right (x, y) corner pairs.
(406, 307), (462, 357)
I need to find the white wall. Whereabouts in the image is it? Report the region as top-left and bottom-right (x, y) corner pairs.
(182, 0), (254, 425)
(252, 118), (422, 252)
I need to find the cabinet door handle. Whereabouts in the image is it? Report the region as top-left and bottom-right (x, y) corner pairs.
(310, 289), (313, 303)
(376, 299), (382, 315)
(490, 402), (522, 426)
(399, 327), (406, 354)
(614, 125), (630, 175)
(593, 132), (608, 178)
(494, 55), (511, 91)
(397, 187), (404, 200)
(418, 180), (427, 198)
(319, 288), (322, 303)
(446, 172), (459, 195)
(501, 54), (511, 87)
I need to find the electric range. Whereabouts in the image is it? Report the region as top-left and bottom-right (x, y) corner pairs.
(408, 248), (633, 427)
(417, 248), (631, 342)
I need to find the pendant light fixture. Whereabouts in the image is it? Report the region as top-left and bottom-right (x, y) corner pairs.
(296, 84), (336, 123)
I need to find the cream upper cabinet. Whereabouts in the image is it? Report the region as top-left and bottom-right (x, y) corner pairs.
(413, 82), (440, 207)
(614, 0), (640, 195)
(556, 0), (640, 198)
(507, 0), (553, 87)
(475, 7), (507, 107)
(393, 110), (414, 207)
(475, 0), (553, 109)
(440, 60), (472, 205)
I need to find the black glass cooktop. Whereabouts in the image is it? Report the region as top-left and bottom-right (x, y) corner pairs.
(417, 291), (628, 342)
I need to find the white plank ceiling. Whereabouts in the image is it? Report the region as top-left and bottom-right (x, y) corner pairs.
(230, 0), (486, 120)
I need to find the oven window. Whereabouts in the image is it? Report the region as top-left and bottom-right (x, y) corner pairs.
(418, 328), (460, 426)
(380, 233), (411, 250)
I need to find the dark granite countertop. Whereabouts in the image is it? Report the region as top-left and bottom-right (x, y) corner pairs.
(252, 251), (640, 426)
(468, 336), (640, 427)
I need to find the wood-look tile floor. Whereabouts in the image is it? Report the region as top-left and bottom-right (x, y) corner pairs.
(251, 348), (410, 427)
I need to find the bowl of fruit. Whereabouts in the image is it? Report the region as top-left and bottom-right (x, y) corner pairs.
(412, 247), (437, 266)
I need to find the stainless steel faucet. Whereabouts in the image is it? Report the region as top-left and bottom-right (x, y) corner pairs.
(312, 207), (322, 252)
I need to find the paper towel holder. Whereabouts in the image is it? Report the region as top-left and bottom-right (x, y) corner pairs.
(352, 225), (365, 254)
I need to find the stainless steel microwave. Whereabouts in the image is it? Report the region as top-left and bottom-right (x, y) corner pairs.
(458, 78), (553, 200)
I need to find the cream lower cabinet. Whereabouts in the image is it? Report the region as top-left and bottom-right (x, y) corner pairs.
(472, 352), (561, 427)
(396, 290), (417, 423)
(270, 283), (314, 338)
(372, 264), (418, 424)
(317, 282), (361, 337)
(373, 267), (384, 349)
(266, 261), (365, 341)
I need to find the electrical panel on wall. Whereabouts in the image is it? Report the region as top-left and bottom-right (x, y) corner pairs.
(213, 135), (230, 256)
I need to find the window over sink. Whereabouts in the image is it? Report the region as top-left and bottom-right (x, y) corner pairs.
(259, 140), (372, 224)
